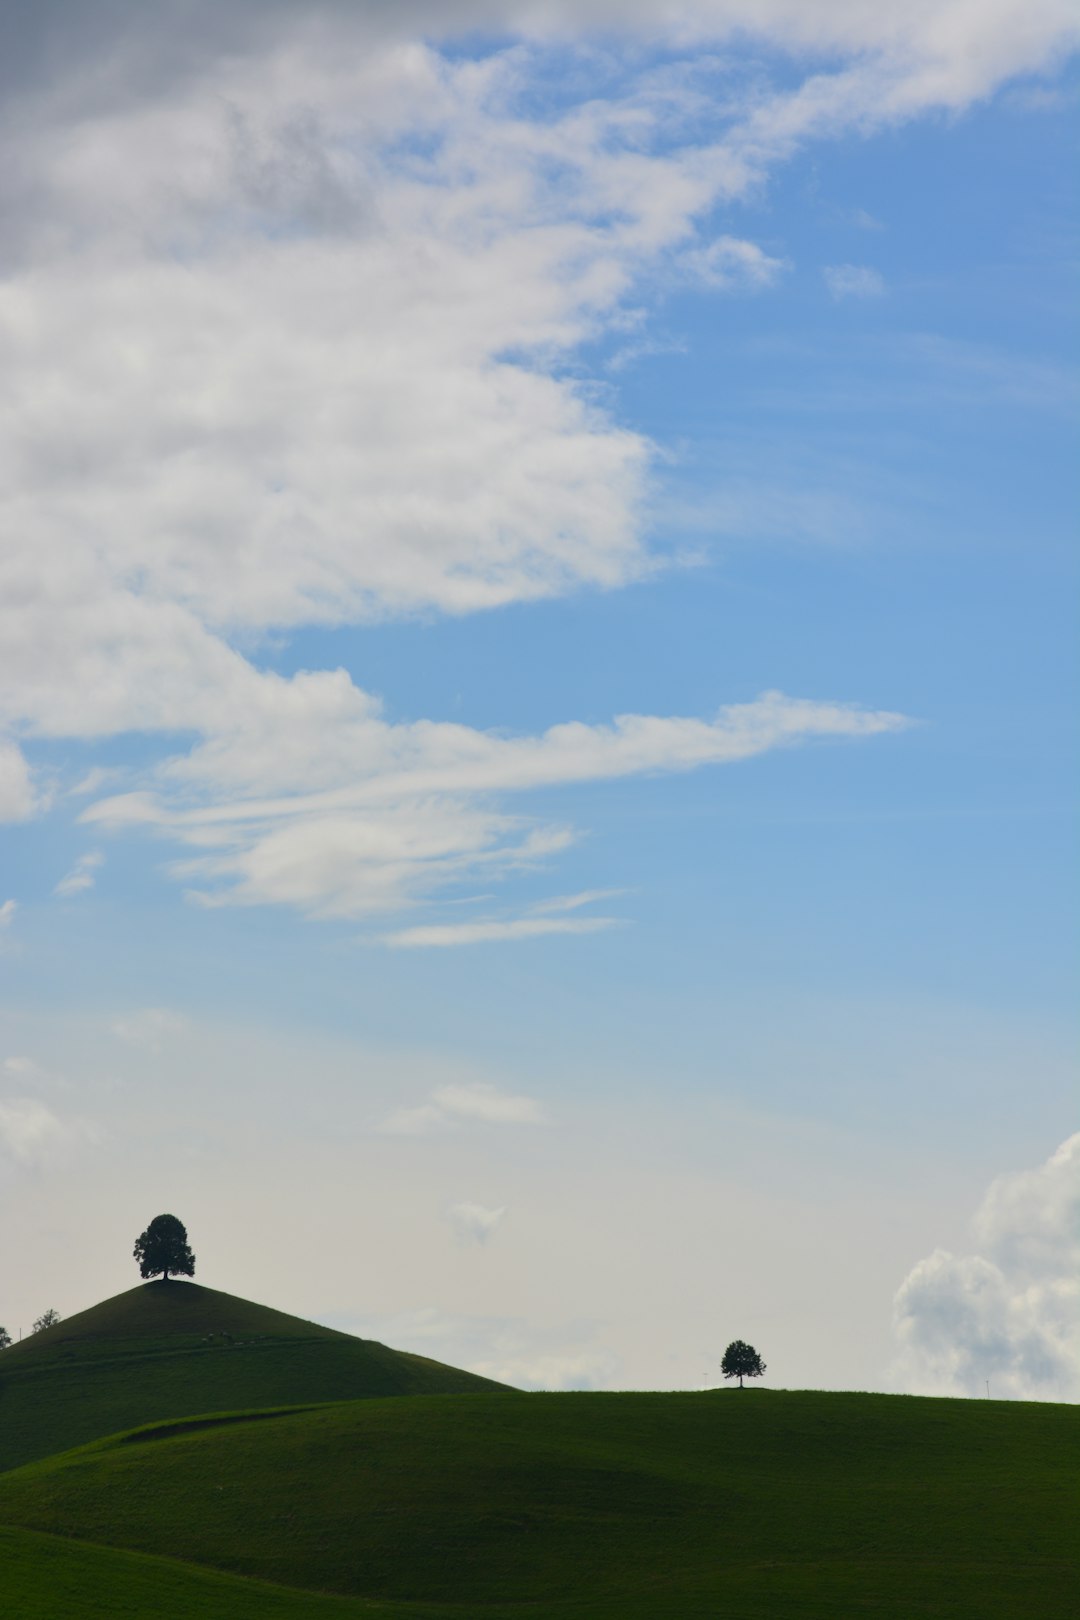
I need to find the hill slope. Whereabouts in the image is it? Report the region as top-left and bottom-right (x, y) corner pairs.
(1, 1389), (1075, 1618)
(0, 1281), (506, 1472)
(1, 1526), (441, 1620)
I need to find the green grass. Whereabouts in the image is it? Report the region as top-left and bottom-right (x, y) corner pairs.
(1, 1388), (1076, 1617)
(0, 1281), (506, 1473)
(0, 1526), (423, 1619)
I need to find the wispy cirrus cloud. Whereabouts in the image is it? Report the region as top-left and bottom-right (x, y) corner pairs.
(54, 851), (104, 897)
(824, 263), (886, 300)
(385, 915), (618, 948)
(79, 691), (906, 922)
(379, 1081), (545, 1136)
(384, 887), (627, 947)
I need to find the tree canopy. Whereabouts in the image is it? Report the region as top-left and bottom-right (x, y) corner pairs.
(133, 1214), (196, 1282)
(32, 1309), (61, 1334)
(721, 1339), (766, 1388)
(0, 1326), (11, 1349)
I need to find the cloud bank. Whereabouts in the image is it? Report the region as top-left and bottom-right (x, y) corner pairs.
(891, 1135), (1080, 1402)
(2, 0), (1071, 925)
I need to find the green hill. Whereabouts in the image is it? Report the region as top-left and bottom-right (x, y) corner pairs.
(0, 1280), (506, 1473)
(1, 1388), (1076, 1618)
(0, 1527), (430, 1620)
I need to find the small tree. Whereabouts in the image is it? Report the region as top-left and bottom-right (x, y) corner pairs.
(721, 1339), (766, 1388)
(0, 1326), (12, 1349)
(133, 1214), (195, 1282)
(32, 1309), (61, 1334)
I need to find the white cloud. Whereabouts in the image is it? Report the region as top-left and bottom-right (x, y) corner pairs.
(3, 0), (1063, 925)
(78, 691), (906, 920)
(447, 1201), (507, 1244)
(3, 1056), (52, 1084)
(891, 1134), (1080, 1401)
(531, 888), (627, 914)
(0, 741), (40, 822)
(0, 1099), (64, 1162)
(682, 235), (787, 290)
(823, 263), (886, 300)
(53, 850), (105, 897)
(384, 915), (619, 948)
(0, 900), (16, 929)
(379, 1080), (544, 1134)
(110, 1008), (189, 1050)
(383, 885), (627, 945)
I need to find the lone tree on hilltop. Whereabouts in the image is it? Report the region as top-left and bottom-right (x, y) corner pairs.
(32, 1309), (61, 1333)
(721, 1339), (766, 1388)
(0, 1326), (12, 1349)
(134, 1214), (195, 1282)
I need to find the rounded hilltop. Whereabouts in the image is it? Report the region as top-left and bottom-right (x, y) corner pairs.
(5, 1280), (349, 1366)
(0, 1279), (509, 1473)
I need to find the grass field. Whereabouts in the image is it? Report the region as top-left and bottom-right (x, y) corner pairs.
(2, 1280), (1074, 1617)
(1, 1388), (1076, 1617)
(0, 1281), (505, 1472)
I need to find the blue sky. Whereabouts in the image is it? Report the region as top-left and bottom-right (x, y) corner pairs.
(1, 1), (1076, 1397)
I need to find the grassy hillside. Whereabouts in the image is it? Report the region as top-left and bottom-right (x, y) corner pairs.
(1, 1389), (1076, 1618)
(0, 1281), (506, 1472)
(0, 1526), (451, 1620)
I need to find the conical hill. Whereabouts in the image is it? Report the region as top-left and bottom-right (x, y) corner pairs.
(0, 1280), (508, 1473)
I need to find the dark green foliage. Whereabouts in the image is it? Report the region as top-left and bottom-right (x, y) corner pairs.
(0, 1327), (11, 1350)
(0, 1280), (507, 1472)
(0, 1390), (1076, 1617)
(721, 1337), (766, 1386)
(31, 1310), (61, 1335)
(133, 1214), (195, 1282)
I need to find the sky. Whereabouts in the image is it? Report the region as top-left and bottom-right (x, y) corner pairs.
(1, 0), (1077, 1399)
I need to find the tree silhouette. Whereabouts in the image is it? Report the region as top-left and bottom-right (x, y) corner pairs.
(721, 1339), (766, 1388)
(32, 1309), (61, 1333)
(133, 1213), (195, 1282)
(0, 1326), (11, 1349)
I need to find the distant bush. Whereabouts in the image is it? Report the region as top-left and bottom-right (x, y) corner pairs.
(32, 1310), (61, 1334)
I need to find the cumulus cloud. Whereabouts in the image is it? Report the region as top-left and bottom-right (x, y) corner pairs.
(824, 263), (886, 300)
(379, 1081), (544, 1135)
(53, 851), (105, 897)
(447, 1201), (507, 1244)
(891, 1134), (1080, 1401)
